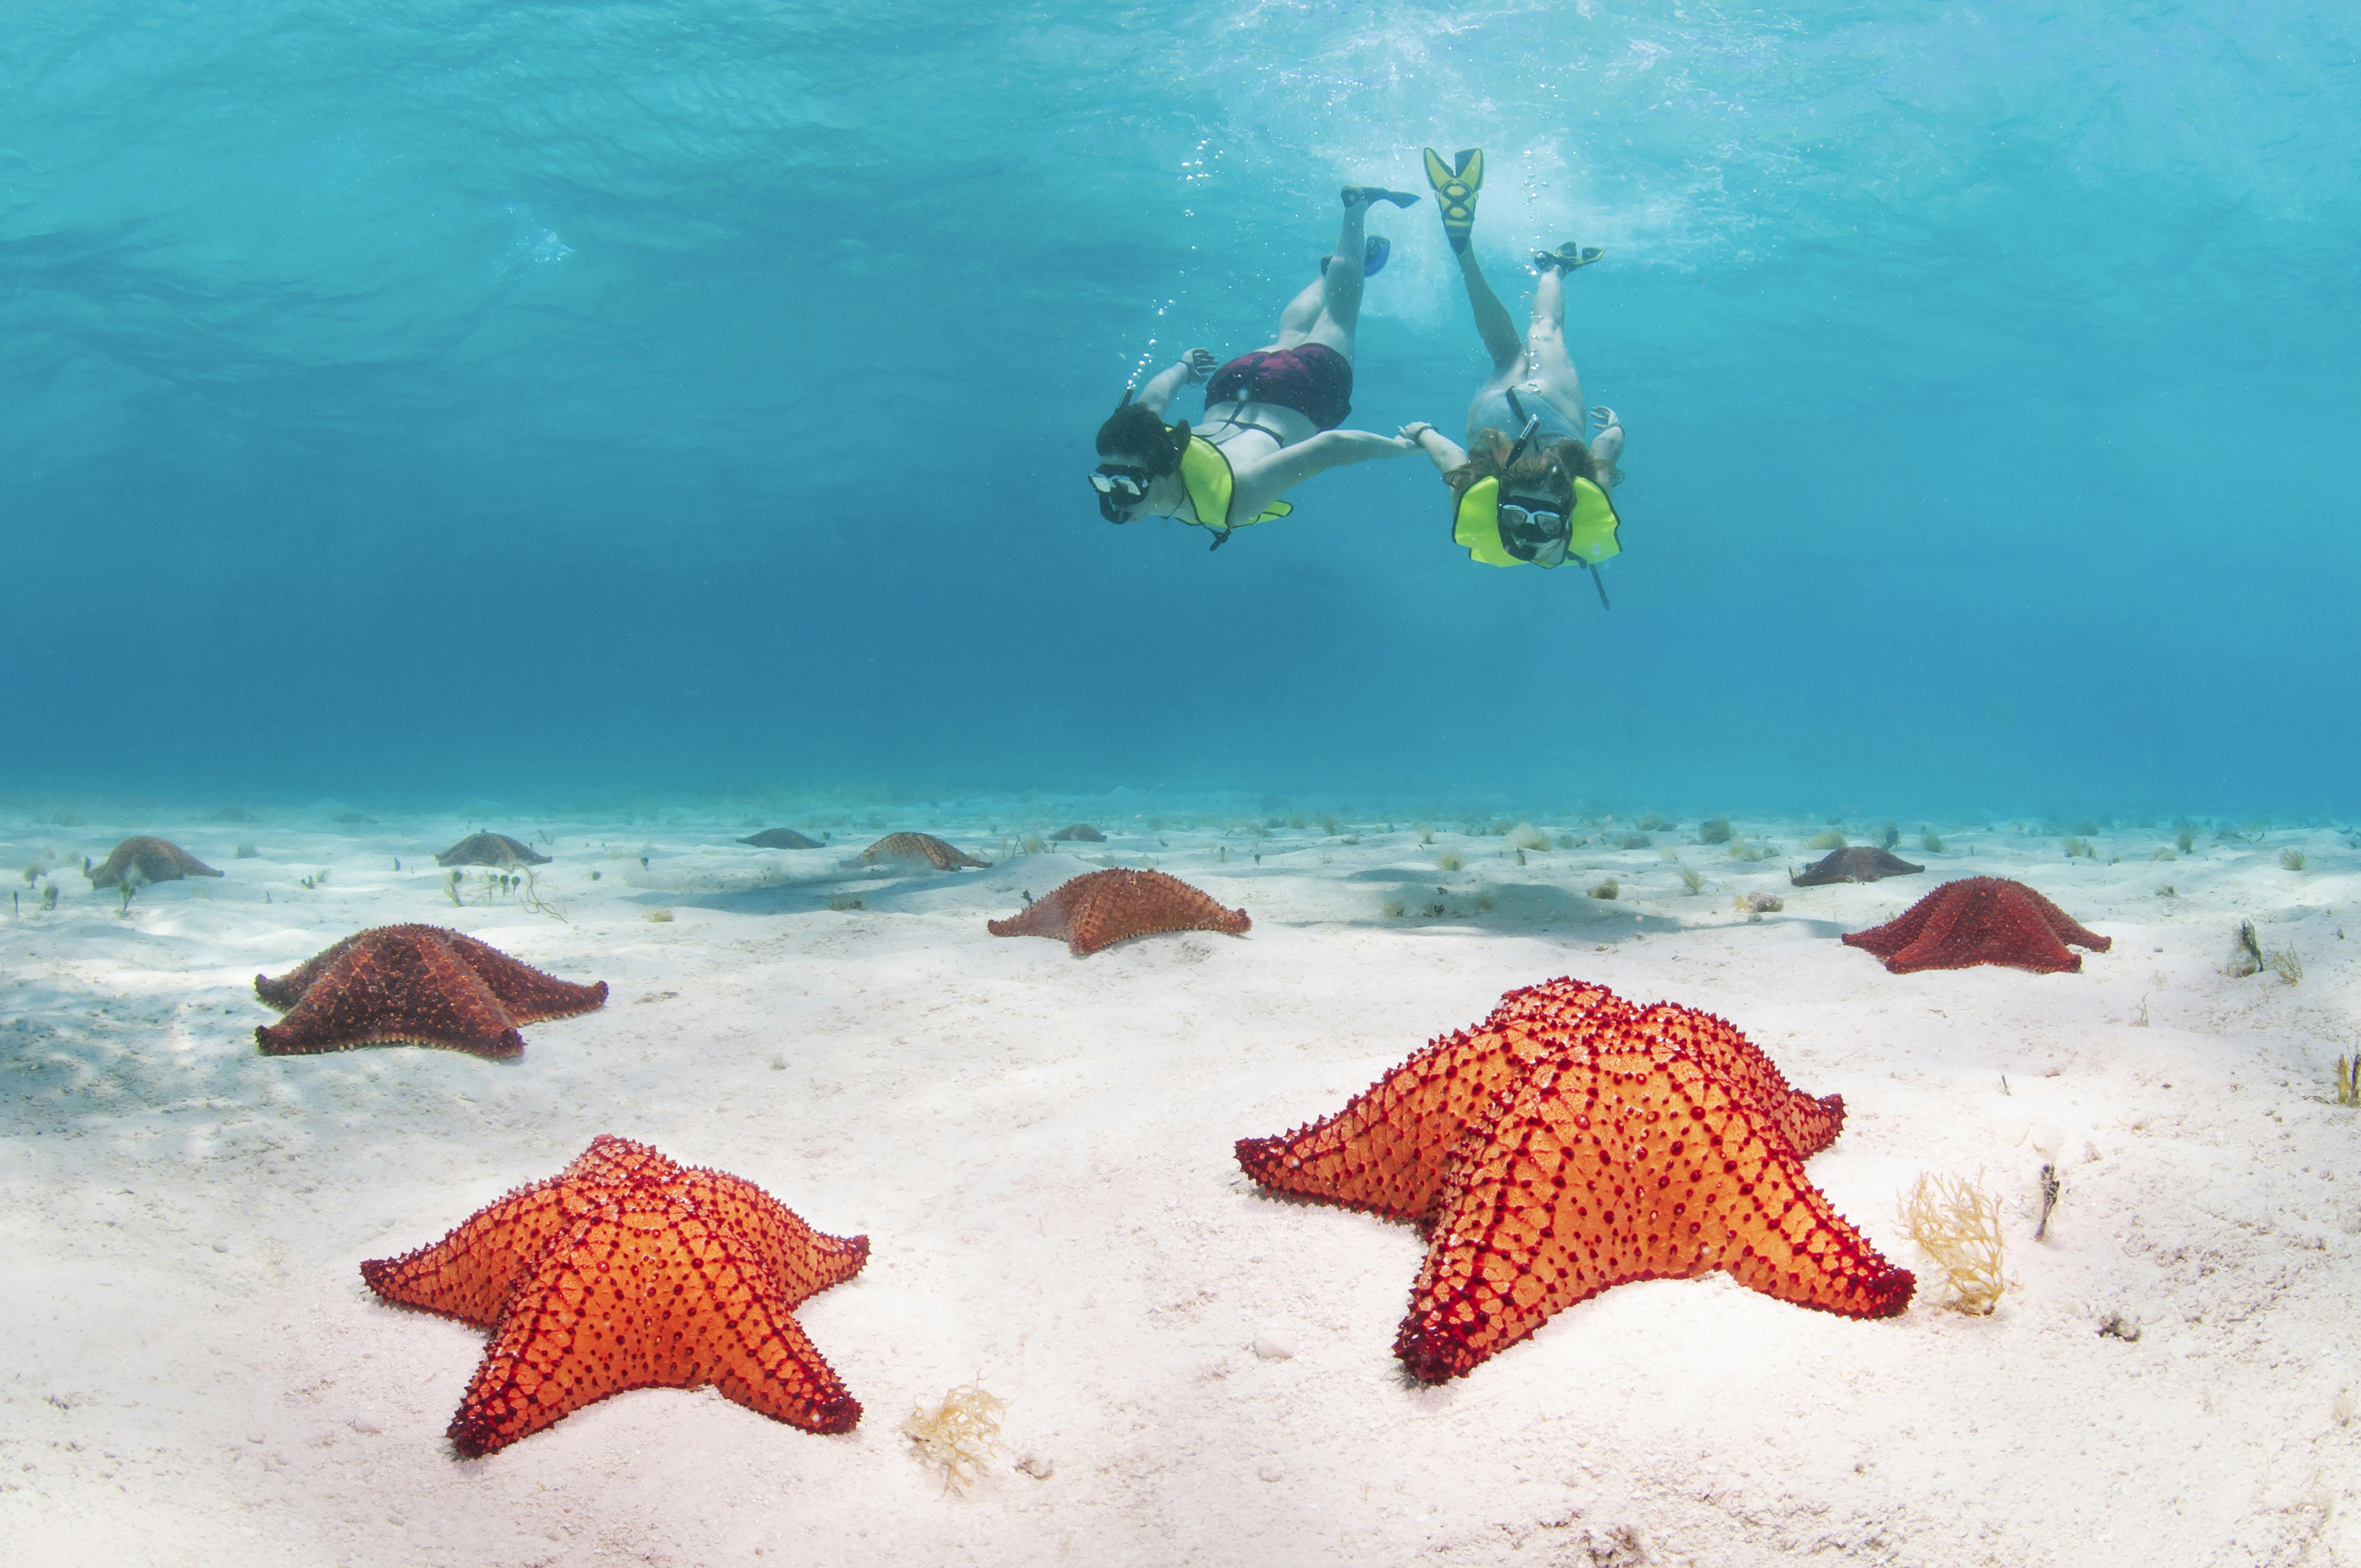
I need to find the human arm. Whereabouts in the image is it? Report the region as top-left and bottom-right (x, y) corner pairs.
(1135, 348), (1220, 416)
(1588, 406), (1625, 490)
(1399, 421), (1468, 477)
(1226, 428), (1416, 521)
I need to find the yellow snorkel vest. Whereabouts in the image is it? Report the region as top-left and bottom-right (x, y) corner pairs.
(1179, 435), (1291, 547)
(1452, 475), (1621, 569)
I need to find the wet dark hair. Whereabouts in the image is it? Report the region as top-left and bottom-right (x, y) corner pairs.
(1095, 400), (1189, 478)
(1444, 428), (1595, 509)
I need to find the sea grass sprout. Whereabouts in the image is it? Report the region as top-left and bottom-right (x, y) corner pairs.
(1677, 867), (1704, 895)
(1697, 816), (1733, 845)
(1615, 833), (1652, 851)
(1727, 842), (1768, 862)
(1436, 850), (1466, 873)
(2177, 829), (2196, 853)
(1903, 1172), (2007, 1315)
(1473, 889), (1496, 912)
(2060, 837), (2093, 859)
(1587, 878), (1619, 900)
(2281, 848), (2307, 871)
(1416, 823), (1434, 845)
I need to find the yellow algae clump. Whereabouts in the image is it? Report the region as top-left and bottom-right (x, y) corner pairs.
(903, 1382), (1009, 1493)
(1436, 850), (1466, 872)
(1902, 1172), (2008, 1314)
(1507, 821), (1551, 851)
(1807, 829), (1848, 852)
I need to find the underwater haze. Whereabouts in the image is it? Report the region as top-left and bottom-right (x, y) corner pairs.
(5, 0), (2356, 815)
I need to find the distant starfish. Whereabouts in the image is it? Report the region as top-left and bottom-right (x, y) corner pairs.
(1790, 846), (1924, 886)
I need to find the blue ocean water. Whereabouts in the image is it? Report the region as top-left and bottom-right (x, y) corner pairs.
(5, 2), (2355, 816)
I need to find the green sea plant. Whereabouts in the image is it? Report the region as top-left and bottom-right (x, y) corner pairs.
(445, 870), (463, 907)
(2151, 846), (2177, 861)
(1322, 813), (1340, 835)
(2270, 944), (2303, 984)
(1903, 1172), (2007, 1315)
(2061, 837), (2094, 859)
(1417, 823), (1435, 845)
(827, 894), (864, 912)
(1555, 832), (1579, 850)
(1616, 833), (1652, 851)
(2177, 829), (2197, 853)
(2336, 1055), (2360, 1108)
(1587, 878), (1619, 900)
(645, 907), (674, 923)
(42, 884), (58, 912)
(1677, 867), (1704, 895)
(235, 843), (259, 859)
(1807, 829), (1848, 852)
(1382, 899), (1406, 918)
(2071, 820), (2101, 837)
(1636, 813), (1673, 832)
(1507, 822), (1551, 851)
(2281, 848), (2307, 871)
(1473, 889), (1496, 912)
(1880, 820), (1900, 849)
(1921, 832), (1944, 853)
(2228, 919), (2264, 977)
(1436, 850), (1466, 872)
(1727, 841), (1768, 862)
(1697, 816), (1733, 845)
(1287, 815), (1307, 830)
(902, 1382), (1009, 1494)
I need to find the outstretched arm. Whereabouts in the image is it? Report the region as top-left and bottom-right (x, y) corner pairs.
(1136, 348), (1219, 416)
(1588, 406), (1624, 490)
(1401, 422), (1468, 477)
(1228, 428), (1416, 520)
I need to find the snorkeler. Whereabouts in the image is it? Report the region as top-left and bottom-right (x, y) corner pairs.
(1400, 148), (1628, 600)
(1089, 185), (1426, 550)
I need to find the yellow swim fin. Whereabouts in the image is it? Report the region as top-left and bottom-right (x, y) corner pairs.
(1423, 147), (1484, 252)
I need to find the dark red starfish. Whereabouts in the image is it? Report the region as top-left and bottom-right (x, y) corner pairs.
(254, 924), (608, 1057)
(1790, 846), (1924, 886)
(1842, 877), (2110, 974)
(989, 869), (1249, 956)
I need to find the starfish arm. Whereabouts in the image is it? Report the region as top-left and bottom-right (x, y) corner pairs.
(676, 1169), (870, 1308)
(254, 933), (364, 1011)
(1240, 980), (1627, 1227)
(448, 1199), (859, 1457)
(361, 1177), (582, 1327)
(441, 932), (609, 1024)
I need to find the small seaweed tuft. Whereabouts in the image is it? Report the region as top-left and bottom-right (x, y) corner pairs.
(2151, 846), (2178, 861)
(2281, 848), (2307, 872)
(2336, 1054), (2361, 1108)
(1677, 867), (1704, 895)
(1727, 841), (1768, 862)
(1696, 816), (1733, 845)
(1920, 831), (1944, 853)
(1507, 821), (1552, 851)
(827, 894), (865, 912)
(1555, 831), (1579, 850)
(1615, 833), (1652, 851)
(1587, 878), (1619, 900)
(1903, 1172), (2008, 1315)
(902, 1382), (1009, 1493)
(1436, 850), (1466, 873)
(1880, 819), (1901, 849)
(1807, 829), (1848, 852)
(1382, 899), (1406, 919)
(2060, 836), (2094, 859)
(2177, 829), (2197, 853)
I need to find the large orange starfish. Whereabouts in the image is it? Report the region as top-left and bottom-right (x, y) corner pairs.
(1237, 977), (1912, 1381)
(988, 869), (1250, 956)
(363, 1135), (867, 1455)
(254, 924), (607, 1058)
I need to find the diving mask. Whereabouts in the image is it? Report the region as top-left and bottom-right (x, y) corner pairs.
(1089, 464), (1153, 522)
(1498, 498), (1572, 567)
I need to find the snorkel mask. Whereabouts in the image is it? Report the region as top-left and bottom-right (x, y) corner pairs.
(1090, 465), (1153, 521)
(1494, 407), (1572, 564)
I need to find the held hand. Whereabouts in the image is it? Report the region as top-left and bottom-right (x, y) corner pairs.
(1589, 405), (1622, 431)
(1398, 421), (1434, 443)
(1182, 347), (1219, 382)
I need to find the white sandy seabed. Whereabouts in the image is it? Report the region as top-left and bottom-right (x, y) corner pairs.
(3, 800), (2359, 1568)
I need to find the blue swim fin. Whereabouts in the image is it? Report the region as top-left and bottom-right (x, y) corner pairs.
(1320, 235), (1391, 278)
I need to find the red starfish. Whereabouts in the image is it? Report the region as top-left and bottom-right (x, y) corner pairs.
(1842, 877), (2111, 974)
(363, 1135), (867, 1455)
(988, 869), (1250, 956)
(253, 924), (608, 1058)
(1237, 977), (1911, 1381)
(859, 832), (988, 869)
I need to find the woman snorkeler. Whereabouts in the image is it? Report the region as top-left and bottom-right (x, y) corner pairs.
(1399, 148), (1628, 601)
(1089, 184), (1426, 550)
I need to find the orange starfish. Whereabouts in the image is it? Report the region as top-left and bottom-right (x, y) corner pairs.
(363, 1134), (867, 1455)
(254, 924), (607, 1058)
(1237, 977), (1911, 1381)
(988, 869), (1250, 956)
(859, 832), (988, 869)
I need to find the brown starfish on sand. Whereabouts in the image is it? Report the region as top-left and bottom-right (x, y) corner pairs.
(1046, 823), (1106, 842)
(87, 837), (223, 888)
(1790, 846), (1924, 887)
(1842, 877), (2111, 974)
(858, 832), (987, 870)
(254, 924), (607, 1058)
(988, 869), (1249, 956)
(435, 833), (551, 869)
(740, 828), (822, 850)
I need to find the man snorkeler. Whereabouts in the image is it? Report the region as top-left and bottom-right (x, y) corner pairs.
(1090, 185), (1426, 549)
(1398, 149), (1628, 600)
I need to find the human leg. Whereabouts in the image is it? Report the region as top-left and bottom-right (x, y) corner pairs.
(1520, 262), (1588, 433)
(1457, 247), (1525, 375)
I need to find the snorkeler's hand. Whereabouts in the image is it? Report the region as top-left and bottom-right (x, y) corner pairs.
(1182, 348), (1218, 382)
(1589, 405), (1621, 431)
(1398, 421), (1435, 443)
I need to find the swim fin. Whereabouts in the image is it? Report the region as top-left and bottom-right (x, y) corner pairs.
(1534, 243), (1605, 273)
(1424, 147), (1483, 253)
(1320, 235), (1392, 278)
(1342, 186), (1422, 209)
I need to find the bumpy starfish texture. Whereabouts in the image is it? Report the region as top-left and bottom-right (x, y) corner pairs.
(1237, 977), (1911, 1381)
(363, 1135), (866, 1455)
(1842, 876), (2111, 974)
(1046, 823), (1105, 842)
(988, 869), (1250, 956)
(87, 836), (223, 887)
(435, 832), (551, 868)
(1790, 846), (1925, 886)
(740, 828), (821, 850)
(859, 832), (987, 869)
(253, 924), (607, 1058)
